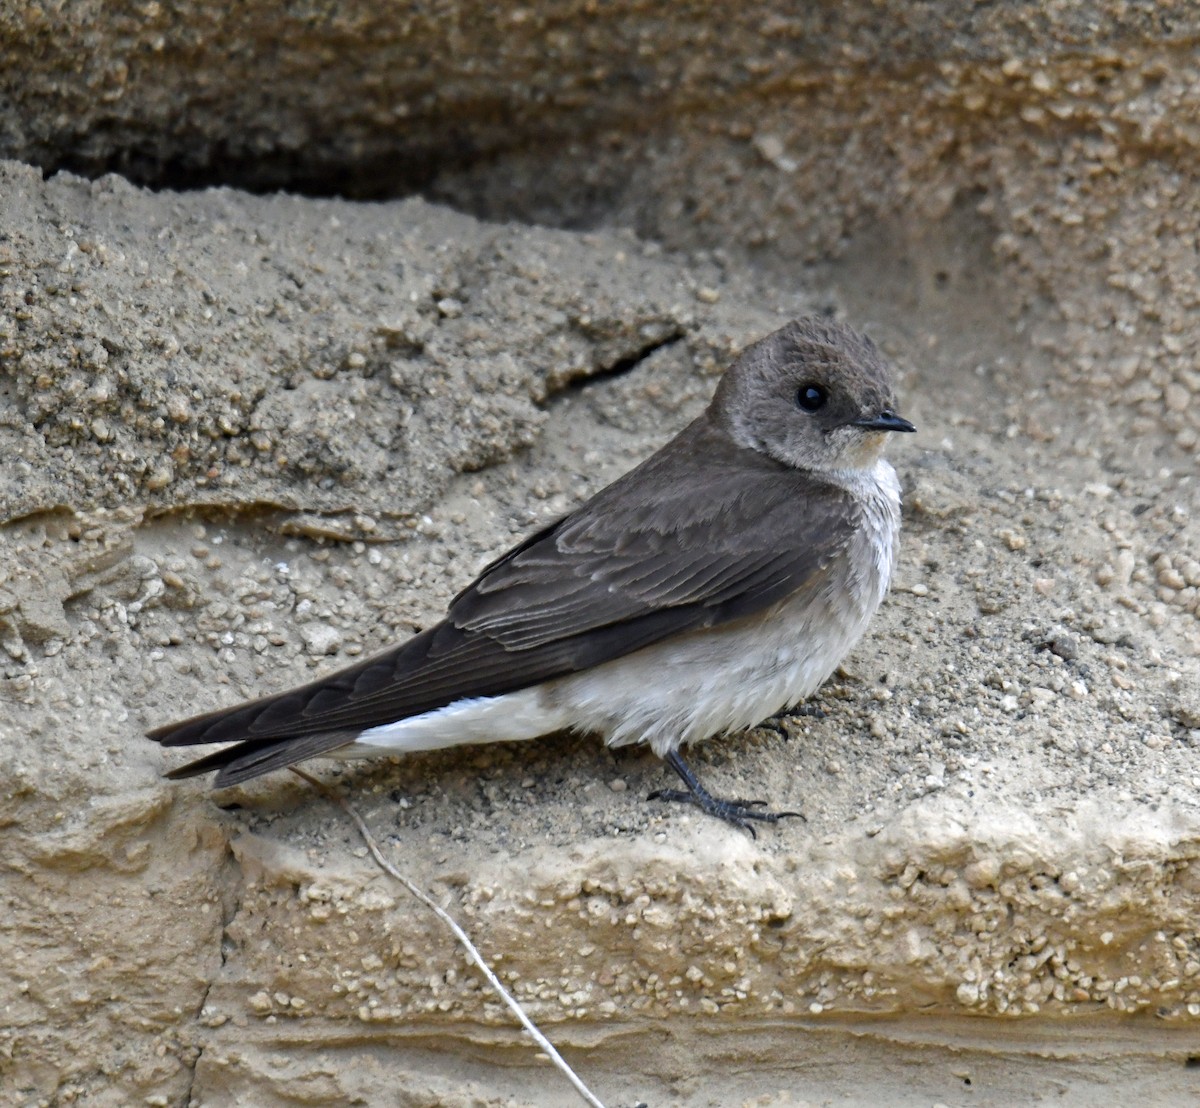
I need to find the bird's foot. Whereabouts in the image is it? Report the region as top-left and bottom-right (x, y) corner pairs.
(757, 703), (825, 737)
(648, 788), (801, 837)
(649, 749), (803, 838)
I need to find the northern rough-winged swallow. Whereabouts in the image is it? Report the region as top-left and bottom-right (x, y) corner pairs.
(148, 318), (916, 833)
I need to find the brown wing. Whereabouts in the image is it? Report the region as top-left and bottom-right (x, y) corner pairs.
(147, 417), (858, 774)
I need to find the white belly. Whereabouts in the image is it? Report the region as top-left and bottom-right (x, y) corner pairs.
(346, 461), (900, 760)
(344, 686), (570, 756)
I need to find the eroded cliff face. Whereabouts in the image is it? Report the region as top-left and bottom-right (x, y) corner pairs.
(3, 5), (1200, 1105)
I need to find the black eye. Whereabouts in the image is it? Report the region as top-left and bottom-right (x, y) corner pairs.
(797, 384), (828, 412)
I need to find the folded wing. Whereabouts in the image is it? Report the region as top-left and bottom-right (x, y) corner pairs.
(147, 419), (858, 780)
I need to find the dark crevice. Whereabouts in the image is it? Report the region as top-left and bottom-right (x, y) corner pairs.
(136, 501), (410, 543)
(181, 837), (243, 1105)
(47, 142), (438, 202)
(546, 330), (685, 402)
(31, 98), (659, 235)
(37, 112), (637, 206)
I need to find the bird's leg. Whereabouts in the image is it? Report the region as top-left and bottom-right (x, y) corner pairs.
(648, 748), (803, 838)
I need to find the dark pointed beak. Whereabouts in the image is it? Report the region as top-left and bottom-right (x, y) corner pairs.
(853, 410), (916, 433)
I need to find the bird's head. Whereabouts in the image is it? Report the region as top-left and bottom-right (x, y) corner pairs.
(711, 318), (915, 473)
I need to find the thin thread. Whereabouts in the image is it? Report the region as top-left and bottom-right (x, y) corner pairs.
(289, 767), (607, 1108)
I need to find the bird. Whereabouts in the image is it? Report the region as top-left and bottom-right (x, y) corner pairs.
(147, 317), (915, 833)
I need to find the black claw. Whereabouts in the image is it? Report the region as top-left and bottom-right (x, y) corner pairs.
(646, 787), (681, 803)
(649, 750), (804, 836)
(757, 702), (825, 738)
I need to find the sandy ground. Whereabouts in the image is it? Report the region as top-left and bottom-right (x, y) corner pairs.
(4, 10), (1200, 1106)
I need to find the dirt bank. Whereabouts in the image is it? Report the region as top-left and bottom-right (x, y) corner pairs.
(3, 5), (1200, 1104)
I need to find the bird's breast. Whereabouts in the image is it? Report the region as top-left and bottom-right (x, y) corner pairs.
(551, 460), (903, 756)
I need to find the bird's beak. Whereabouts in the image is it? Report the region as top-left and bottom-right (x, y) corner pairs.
(853, 411), (916, 433)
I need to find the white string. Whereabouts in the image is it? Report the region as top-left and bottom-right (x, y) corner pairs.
(290, 768), (607, 1108)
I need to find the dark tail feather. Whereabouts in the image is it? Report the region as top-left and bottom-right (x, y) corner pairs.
(144, 646), (407, 748)
(163, 730), (360, 786)
(147, 692), (319, 748)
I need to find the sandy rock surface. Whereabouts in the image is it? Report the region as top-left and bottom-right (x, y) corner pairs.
(4, 5), (1200, 1106)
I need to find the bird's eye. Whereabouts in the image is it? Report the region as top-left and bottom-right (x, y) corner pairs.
(796, 384), (828, 412)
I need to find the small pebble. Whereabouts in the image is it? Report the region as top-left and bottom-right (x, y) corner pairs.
(1044, 626), (1079, 661)
(1029, 687), (1055, 708)
(300, 624), (343, 656)
(957, 982), (981, 1005)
